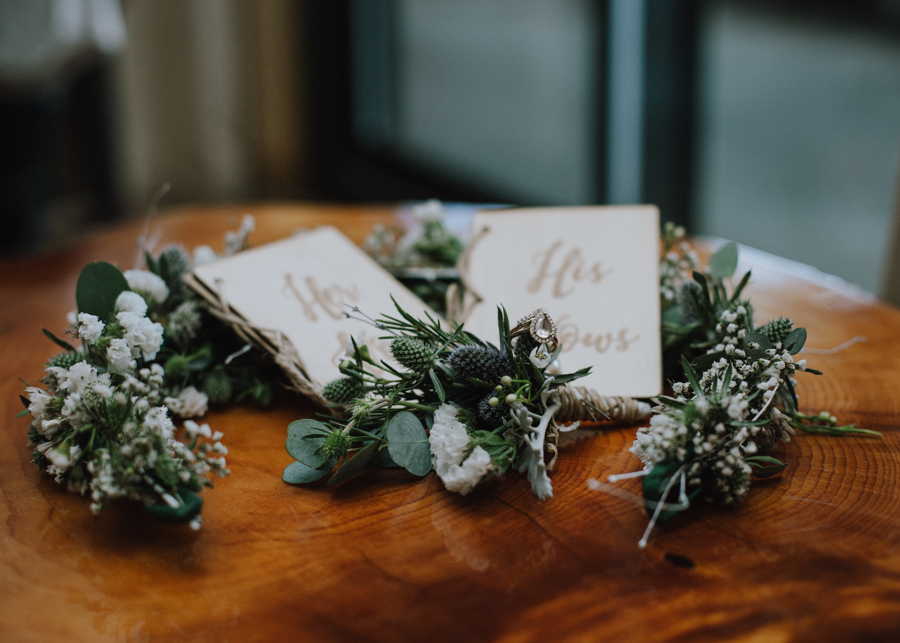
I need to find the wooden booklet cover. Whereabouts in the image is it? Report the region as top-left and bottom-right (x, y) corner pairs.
(184, 226), (437, 404)
(452, 206), (661, 397)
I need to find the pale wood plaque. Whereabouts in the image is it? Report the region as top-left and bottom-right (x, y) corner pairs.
(186, 227), (437, 400)
(456, 206), (661, 397)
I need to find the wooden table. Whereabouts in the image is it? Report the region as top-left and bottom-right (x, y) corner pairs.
(2, 205), (899, 642)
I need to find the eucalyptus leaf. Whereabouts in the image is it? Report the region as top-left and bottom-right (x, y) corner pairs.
(328, 440), (380, 485)
(386, 411), (432, 476)
(285, 419), (331, 468)
(76, 261), (130, 322)
(283, 460), (331, 484)
(709, 242), (738, 279)
(784, 327), (807, 355)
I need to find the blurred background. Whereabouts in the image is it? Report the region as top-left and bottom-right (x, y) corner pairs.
(2, 0), (900, 298)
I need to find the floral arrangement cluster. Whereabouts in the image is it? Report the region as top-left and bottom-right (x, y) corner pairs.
(601, 226), (879, 546)
(283, 304), (589, 499)
(20, 217), (279, 528)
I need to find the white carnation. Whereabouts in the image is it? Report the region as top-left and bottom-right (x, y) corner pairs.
(429, 404), (470, 478)
(440, 446), (492, 496)
(26, 387), (52, 429)
(107, 338), (135, 374)
(116, 311), (164, 360)
(124, 269), (170, 304)
(61, 361), (100, 395)
(115, 290), (148, 315)
(76, 313), (105, 343)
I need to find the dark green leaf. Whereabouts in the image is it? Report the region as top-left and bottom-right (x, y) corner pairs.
(144, 487), (203, 524)
(681, 356), (703, 397)
(386, 411), (432, 476)
(42, 328), (77, 353)
(429, 368), (446, 403)
(328, 440), (380, 485)
(784, 327), (807, 355)
(745, 455), (786, 466)
(19, 394), (30, 409)
(751, 463), (786, 479)
(691, 351), (725, 374)
(76, 261), (130, 321)
(805, 367), (823, 375)
(709, 242), (738, 279)
(730, 270), (752, 301)
(282, 460), (331, 484)
(743, 332), (773, 360)
(373, 447), (401, 468)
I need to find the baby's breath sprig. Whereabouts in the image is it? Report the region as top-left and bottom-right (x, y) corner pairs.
(19, 217), (282, 527)
(599, 239), (881, 547)
(283, 301), (591, 499)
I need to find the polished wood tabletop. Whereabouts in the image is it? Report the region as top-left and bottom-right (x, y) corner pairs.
(2, 204), (899, 642)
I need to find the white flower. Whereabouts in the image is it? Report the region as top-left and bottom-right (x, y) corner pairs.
(166, 386), (209, 418)
(412, 199), (444, 222)
(429, 404), (471, 478)
(62, 361), (99, 395)
(193, 245), (217, 266)
(115, 291), (148, 315)
(117, 311), (164, 360)
(76, 313), (105, 343)
(440, 446), (492, 495)
(529, 345), (552, 369)
(26, 387), (52, 428)
(124, 269), (170, 304)
(107, 338), (135, 374)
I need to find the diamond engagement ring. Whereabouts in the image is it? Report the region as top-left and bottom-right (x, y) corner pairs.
(511, 309), (559, 352)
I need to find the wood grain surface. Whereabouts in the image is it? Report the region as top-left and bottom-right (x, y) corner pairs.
(1, 205), (899, 642)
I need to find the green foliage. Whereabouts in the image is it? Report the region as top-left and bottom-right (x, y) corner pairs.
(386, 412), (432, 477)
(76, 262), (130, 321)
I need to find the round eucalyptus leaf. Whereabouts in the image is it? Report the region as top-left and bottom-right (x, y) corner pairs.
(784, 328), (807, 355)
(76, 261), (130, 322)
(708, 242), (738, 279)
(286, 419), (330, 468)
(386, 411), (432, 477)
(283, 460), (331, 484)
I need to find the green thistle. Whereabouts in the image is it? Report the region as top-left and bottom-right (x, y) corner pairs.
(322, 377), (365, 405)
(164, 354), (190, 381)
(448, 345), (511, 384)
(321, 431), (350, 458)
(759, 317), (793, 346)
(203, 368), (233, 404)
(390, 336), (436, 373)
(46, 352), (83, 370)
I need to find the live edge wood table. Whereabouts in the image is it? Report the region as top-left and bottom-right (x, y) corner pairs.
(2, 204), (900, 643)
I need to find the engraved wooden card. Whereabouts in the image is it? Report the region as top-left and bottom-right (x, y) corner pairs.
(185, 226), (438, 402)
(455, 206), (661, 397)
